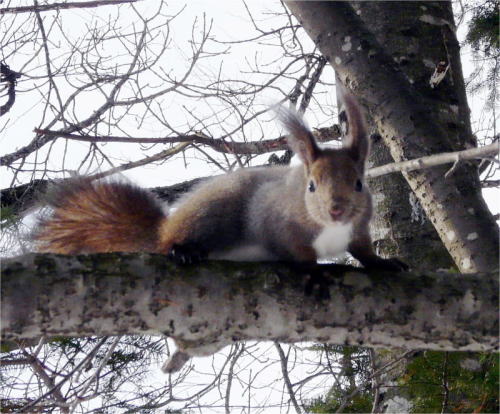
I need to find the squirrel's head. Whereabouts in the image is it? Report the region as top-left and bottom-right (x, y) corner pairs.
(280, 92), (370, 226)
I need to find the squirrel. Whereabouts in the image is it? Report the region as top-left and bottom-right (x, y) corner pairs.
(34, 92), (407, 271)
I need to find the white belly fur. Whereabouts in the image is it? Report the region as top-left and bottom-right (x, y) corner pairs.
(313, 222), (353, 260)
(209, 244), (277, 261)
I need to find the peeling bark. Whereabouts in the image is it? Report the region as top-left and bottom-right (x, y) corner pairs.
(343, 3), (459, 411)
(1, 253), (498, 356)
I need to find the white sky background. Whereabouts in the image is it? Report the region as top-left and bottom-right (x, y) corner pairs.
(0, 0), (498, 412)
(1, 0), (336, 189)
(1, 0), (497, 208)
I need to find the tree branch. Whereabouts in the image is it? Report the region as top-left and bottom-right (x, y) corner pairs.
(481, 179), (500, 188)
(366, 142), (499, 178)
(0, 0), (139, 15)
(275, 343), (303, 414)
(2, 253), (497, 363)
(1, 141), (495, 215)
(31, 126), (341, 156)
(0, 62), (22, 116)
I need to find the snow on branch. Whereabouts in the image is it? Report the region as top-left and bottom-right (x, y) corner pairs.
(2, 253), (498, 364)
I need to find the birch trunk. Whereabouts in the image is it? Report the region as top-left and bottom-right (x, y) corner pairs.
(285, 0), (499, 273)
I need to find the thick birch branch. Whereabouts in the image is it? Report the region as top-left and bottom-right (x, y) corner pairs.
(2, 253), (498, 361)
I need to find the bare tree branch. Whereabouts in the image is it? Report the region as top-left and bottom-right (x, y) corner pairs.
(0, 141), (495, 217)
(22, 348), (70, 413)
(335, 350), (417, 414)
(0, 0), (140, 15)
(0, 4), (211, 169)
(366, 142), (499, 178)
(86, 142), (191, 180)
(481, 179), (500, 188)
(440, 352), (450, 414)
(275, 343), (303, 414)
(30, 126), (341, 156)
(0, 62), (22, 116)
(18, 337), (109, 413)
(27, 128), (496, 175)
(224, 343), (245, 414)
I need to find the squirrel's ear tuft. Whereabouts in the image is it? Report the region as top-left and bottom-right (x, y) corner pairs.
(276, 106), (320, 168)
(338, 86), (370, 169)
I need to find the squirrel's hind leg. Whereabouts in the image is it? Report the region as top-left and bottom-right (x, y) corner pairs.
(157, 176), (248, 260)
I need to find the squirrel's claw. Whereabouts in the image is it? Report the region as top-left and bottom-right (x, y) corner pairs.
(169, 243), (207, 264)
(365, 257), (409, 272)
(300, 265), (332, 300)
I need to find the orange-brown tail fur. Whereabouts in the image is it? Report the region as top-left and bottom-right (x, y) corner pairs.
(34, 179), (166, 254)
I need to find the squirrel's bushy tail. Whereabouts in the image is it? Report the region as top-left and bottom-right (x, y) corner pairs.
(34, 179), (166, 254)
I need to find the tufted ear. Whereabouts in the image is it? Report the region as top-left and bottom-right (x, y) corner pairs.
(338, 85), (370, 170)
(278, 107), (320, 169)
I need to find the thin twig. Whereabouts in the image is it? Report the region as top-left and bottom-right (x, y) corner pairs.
(335, 350), (417, 413)
(440, 352), (449, 414)
(20, 337), (109, 413)
(275, 343), (302, 414)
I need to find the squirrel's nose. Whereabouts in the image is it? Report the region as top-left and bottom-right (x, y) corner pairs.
(329, 207), (344, 219)
(329, 197), (346, 219)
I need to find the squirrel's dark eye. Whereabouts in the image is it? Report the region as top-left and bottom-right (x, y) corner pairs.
(308, 181), (316, 192)
(355, 179), (363, 192)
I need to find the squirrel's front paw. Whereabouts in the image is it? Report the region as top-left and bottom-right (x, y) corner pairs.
(365, 257), (409, 272)
(300, 265), (331, 300)
(169, 243), (207, 264)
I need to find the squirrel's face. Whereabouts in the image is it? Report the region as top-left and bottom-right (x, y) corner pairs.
(304, 149), (367, 225)
(280, 91), (370, 226)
